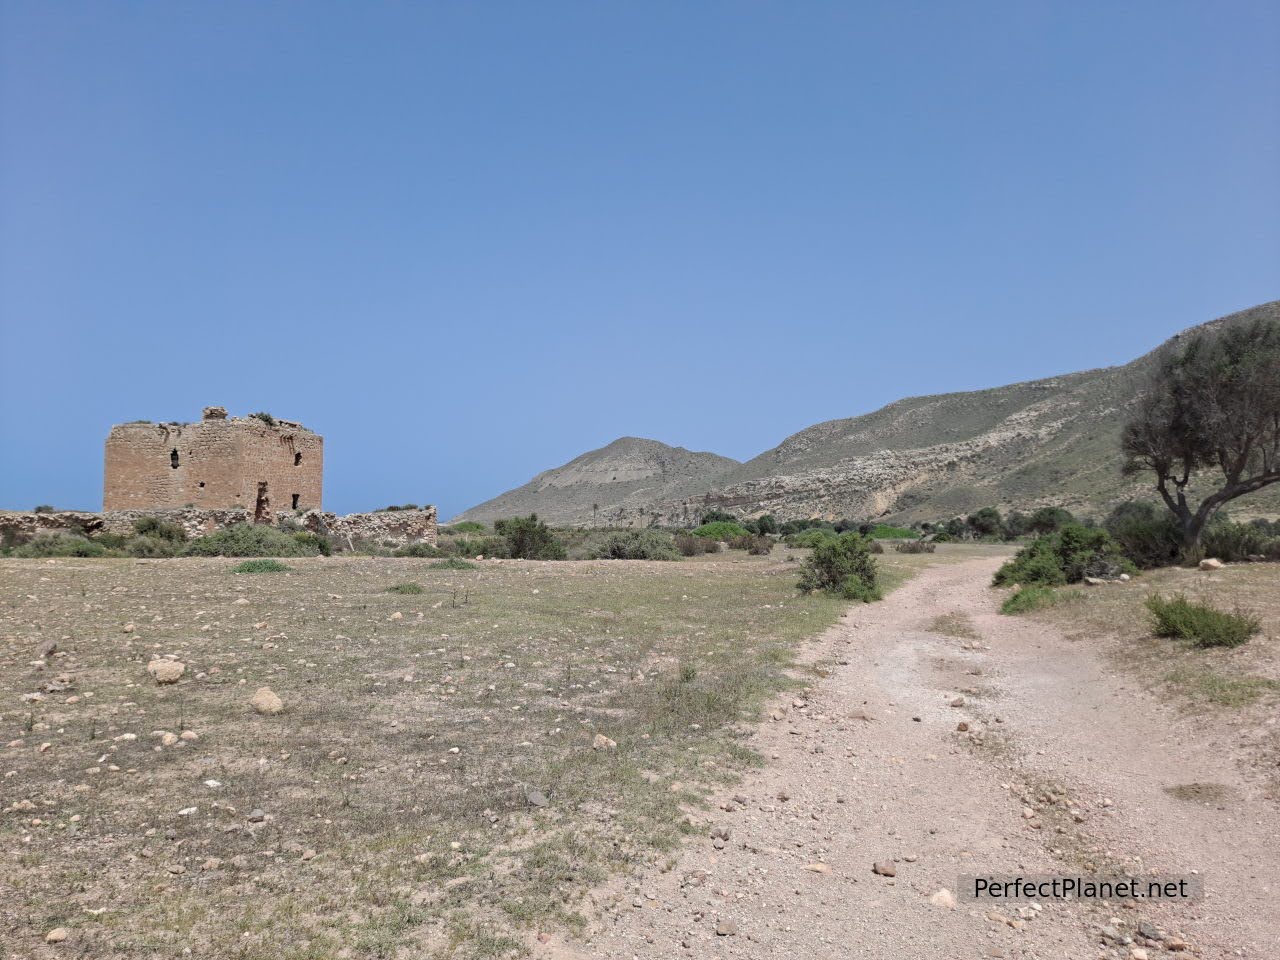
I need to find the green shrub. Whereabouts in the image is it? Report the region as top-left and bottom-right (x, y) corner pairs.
(133, 516), (187, 543)
(674, 533), (718, 556)
(377, 503), (420, 512)
(1200, 517), (1272, 563)
(797, 532), (882, 602)
(692, 520), (751, 541)
(785, 528), (835, 549)
(386, 582), (425, 594)
(11, 533), (111, 558)
(1001, 585), (1071, 615)
(249, 411), (276, 426)
(185, 524), (324, 557)
(1145, 593), (1259, 648)
(993, 524), (1135, 587)
(1027, 506), (1076, 535)
(395, 542), (443, 558)
(445, 520), (486, 534)
(126, 535), (183, 558)
(439, 535), (508, 558)
(966, 508), (1003, 538)
(232, 558), (291, 573)
(746, 535), (773, 555)
(589, 530), (679, 560)
(746, 514), (778, 535)
(33, 504), (55, 514)
(494, 514), (566, 560)
(292, 531), (332, 556)
(429, 557), (478, 570)
(1105, 501), (1181, 569)
(894, 540), (936, 554)
(699, 510), (738, 525)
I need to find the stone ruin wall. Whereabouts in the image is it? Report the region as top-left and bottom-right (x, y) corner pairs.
(104, 411), (323, 515)
(0, 507), (438, 550)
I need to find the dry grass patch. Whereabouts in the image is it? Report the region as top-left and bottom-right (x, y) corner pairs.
(2, 551), (876, 958)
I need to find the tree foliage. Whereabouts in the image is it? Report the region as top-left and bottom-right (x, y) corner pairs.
(1122, 313), (1280, 552)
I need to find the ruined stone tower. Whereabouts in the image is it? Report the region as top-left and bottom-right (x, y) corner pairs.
(103, 406), (323, 515)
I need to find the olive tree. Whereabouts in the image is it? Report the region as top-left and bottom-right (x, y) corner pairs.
(1121, 312), (1280, 555)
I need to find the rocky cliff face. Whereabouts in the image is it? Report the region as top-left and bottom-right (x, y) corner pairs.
(455, 301), (1280, 526)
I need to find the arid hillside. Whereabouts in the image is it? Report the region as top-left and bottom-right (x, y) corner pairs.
(457, 301), (1280, 525)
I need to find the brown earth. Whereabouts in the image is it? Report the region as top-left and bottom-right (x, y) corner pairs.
(549, 556), (1280, 960)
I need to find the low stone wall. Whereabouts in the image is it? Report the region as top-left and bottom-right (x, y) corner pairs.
(0, 505), (438, 550)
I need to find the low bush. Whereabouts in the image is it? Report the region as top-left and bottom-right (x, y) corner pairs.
(797, 532), (881, 603)
(249, 411), (276, 426)
(133, 516), (187, 543)
(692, 520), (751, 541)
(377, 503), (421, 512)
(894, 540), (936, 554)
(1000, 585), (1072, 615)
(746, 514), (778, 536)
(1200, 517), (1274, 563)
(386, 582), (425, 594)
(185, 524), (326, 558)
(784, 528), (835, 549)
(746, 535), (773, 555)
(494, 514), (566, 560)
(11, 533), (112, 558)
(126, 535), (183, 558)
(429, 557), (478, 570)
(1145, 593), (1259, 648)
(445, 520), (486, 534)
(232, 558), (291, 574)
(675, 533), (718, 556)
(589, 530), (679, 560)
(1105, 501), (1181, 569)
(699, 510), (738, 525)
(993, 524), (1135, 587)
(395, 542), (443, 558)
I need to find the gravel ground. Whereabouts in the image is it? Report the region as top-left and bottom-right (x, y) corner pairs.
(549, 557), (1280, 960)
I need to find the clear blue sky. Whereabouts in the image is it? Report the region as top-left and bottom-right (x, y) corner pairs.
(2, 2), (1277, 518)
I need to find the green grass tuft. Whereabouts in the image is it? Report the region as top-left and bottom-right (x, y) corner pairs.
(232, 558), (291, 574)
(1000, 585), (1077, 615)
(386, 581), (425, 594)
(1145, 592), (1259, 648)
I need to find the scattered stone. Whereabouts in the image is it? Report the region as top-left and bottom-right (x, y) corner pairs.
(956, 721), (969, 732)
(45, 928), (69, 944)
(950, 696), (965, 707)
(591, 733), (617, 751)
(804, 862), (832, 874)
(1198, 558), (1224, 571)
(526, 789), (549, 808)
(247, 809), (266, 823)
(929, 888), (957, 909)
(715, 919), (737, 937)
(250, 687), (284, 715)
(146, 659), (185, 684)
(872, 861), (896, 877)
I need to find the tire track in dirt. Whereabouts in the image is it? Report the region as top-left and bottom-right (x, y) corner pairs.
(544, 557), (1278, 960)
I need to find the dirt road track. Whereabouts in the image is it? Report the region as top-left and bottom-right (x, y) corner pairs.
(548, 557), (1279, 960)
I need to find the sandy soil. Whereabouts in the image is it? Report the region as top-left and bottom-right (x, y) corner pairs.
(547, 556), (1280, 960)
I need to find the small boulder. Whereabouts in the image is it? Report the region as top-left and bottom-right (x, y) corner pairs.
(45, 928), (69, 944)
(872, 861), (897, 877)
(591, 733), (617, 751)
(929, 888), (957, 909)
(147, 659), (185, 685)
(1199, 558), (1224, 571)
(250, 687), (284, 715)
(715, 919), (737, 937)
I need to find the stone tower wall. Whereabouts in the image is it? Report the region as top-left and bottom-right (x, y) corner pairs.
(103, 413), (323, 512)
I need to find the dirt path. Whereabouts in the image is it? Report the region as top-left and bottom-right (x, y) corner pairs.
(546, 557), (1280, 960)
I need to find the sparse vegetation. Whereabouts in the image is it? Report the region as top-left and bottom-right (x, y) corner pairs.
(8, 532), (110, 558)
(185, 523), (329, 557)
(429, 557), (478, 570)
(446, 520), (487, 534)
(1146, 593), (1260, 648)
(894, 540), (936, 554)
(249, 411), (276, 426)
(675, 533), (717, 556)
